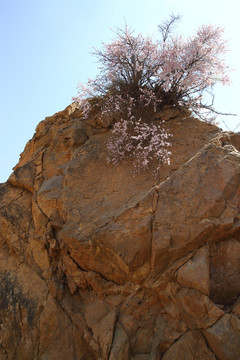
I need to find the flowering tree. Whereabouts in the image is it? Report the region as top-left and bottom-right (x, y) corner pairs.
(73, 16), (231, 176)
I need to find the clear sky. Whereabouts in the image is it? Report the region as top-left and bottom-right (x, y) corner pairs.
(0, 0), (240, 183)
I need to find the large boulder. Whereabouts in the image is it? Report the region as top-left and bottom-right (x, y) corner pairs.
(0, 104), (239, 359)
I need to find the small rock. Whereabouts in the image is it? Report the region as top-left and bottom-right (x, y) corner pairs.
(210, 238), (240, 305)
(177, 245), (209, 295)
(162, 330), (216, 360)
(204, 314), (240, 360)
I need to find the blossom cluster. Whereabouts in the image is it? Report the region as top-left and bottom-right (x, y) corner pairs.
(107, 117), (171, 177)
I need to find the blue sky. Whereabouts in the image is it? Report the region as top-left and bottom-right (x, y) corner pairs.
(0, 0), (240, 183)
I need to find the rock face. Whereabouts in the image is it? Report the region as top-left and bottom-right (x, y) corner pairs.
(0, 103), (240, 359)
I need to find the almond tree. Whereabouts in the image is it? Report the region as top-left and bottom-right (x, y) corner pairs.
(73, 16), (231, 175)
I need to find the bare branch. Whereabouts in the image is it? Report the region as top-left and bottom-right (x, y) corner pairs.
(158, 13), (181, 42)
(222, 120), (240, 132)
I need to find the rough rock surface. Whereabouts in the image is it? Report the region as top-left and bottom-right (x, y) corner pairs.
(0, 103), (240, 359)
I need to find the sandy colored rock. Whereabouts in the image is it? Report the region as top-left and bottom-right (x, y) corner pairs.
(210, 238), (240, 305)
(171, 286), (224, 329)
(130, 355), (149, 360)
(154, 106), (181, 120)
(177, 245), (209, 295)
(109, 324), (129, 360)
(204, 314), (240, 360)
(8, 161), (36, 193)
(0, 104), (240, 359)
(162, 330), (217, 360)
(232, 295), (240, 317)
(151, 140), (240, 275)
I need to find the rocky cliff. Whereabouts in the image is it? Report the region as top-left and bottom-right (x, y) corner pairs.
(0, 103), (240, 359)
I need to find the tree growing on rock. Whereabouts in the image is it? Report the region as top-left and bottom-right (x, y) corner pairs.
(73, 15), (231, 176)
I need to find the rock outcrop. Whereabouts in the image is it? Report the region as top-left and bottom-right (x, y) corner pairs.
(0, 103), (240, 359)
